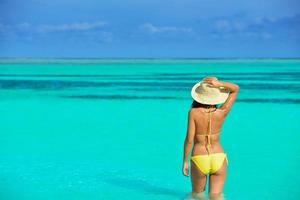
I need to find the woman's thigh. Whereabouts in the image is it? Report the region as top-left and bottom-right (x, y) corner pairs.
(190, 161), (207, 192)
(208, 158), (227, 196)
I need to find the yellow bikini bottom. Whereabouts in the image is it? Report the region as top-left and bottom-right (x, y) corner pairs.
(191, 153), (228, 175)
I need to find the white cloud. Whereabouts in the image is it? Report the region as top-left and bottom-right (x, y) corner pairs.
(0, 22), (31, 32)
(0, 21), (113, 43)
(211, 16), (283, 39)
(0, 21), (108, 33)
(243, 31), (272, 39)
(214, 19), (248, 32)
(140, 23), (193, 34)
(37, 21), (107, 33)
(253, 16), (278, 25)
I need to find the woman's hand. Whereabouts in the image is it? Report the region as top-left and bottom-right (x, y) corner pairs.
(182, 161), (189, 177)
(202, 77), (223, 88)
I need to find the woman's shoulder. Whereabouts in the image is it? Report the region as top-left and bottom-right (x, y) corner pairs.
(189, 107), (204, 115)
(189, 108), (196, 114)
(188, 108), (199, 117)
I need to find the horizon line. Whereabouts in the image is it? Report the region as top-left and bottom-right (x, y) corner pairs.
(0, 56), (300, 60)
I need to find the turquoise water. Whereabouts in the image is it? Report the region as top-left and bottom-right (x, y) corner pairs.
(0, 59), (299, 200)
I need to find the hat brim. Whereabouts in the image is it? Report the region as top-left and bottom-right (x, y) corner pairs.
(191, 82), (230, 105)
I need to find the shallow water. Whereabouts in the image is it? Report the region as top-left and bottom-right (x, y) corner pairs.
(0, 59), (299, 200)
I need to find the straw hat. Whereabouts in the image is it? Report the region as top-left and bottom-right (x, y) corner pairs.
(191, 77), (230, 105)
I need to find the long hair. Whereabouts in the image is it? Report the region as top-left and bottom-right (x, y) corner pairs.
(191, 100), (219, 109)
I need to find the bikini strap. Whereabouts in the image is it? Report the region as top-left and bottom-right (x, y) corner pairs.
(208, 110), (212, 154)
(204, 107), (216, 155)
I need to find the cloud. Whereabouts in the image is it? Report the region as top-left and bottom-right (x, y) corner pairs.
(37, 21), (107, 33)
(0, 21), (113, 43)
(0, 21), (108, 34)
(253, 16), (278, 25)
(140, 23), (193, 34)
(214, 19), (249, 33)
(1, 15), (299, 45)
(209, 15), (299, 39)
(70, 30), (113, 43)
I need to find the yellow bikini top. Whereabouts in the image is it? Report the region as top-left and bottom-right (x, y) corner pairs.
(202, 107), (220, 155)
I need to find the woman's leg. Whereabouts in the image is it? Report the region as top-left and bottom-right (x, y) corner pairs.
(190, 160), (207, 193)
(208, 158), (227, 199)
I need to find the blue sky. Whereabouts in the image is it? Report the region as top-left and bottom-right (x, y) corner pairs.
(0, 0), (299, 58)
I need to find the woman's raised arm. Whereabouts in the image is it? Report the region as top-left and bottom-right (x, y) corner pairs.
(218, 81), (239, 116)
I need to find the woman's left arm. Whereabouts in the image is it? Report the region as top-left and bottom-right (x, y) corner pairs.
(182, 109), (195, 176)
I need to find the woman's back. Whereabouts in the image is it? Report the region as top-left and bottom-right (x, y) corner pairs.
(191, 107), (228, 155)
(193, 107), (227, 145)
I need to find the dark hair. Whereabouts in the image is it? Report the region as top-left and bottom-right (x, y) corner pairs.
(191, 100), (219, 109)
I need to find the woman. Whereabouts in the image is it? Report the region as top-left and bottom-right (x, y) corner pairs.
(182, 76), (239, 200)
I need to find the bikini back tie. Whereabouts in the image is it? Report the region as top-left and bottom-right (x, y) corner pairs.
(204, 107), (218, 155)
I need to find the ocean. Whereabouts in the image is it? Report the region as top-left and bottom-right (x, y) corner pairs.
(0, 58), (299, 200)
